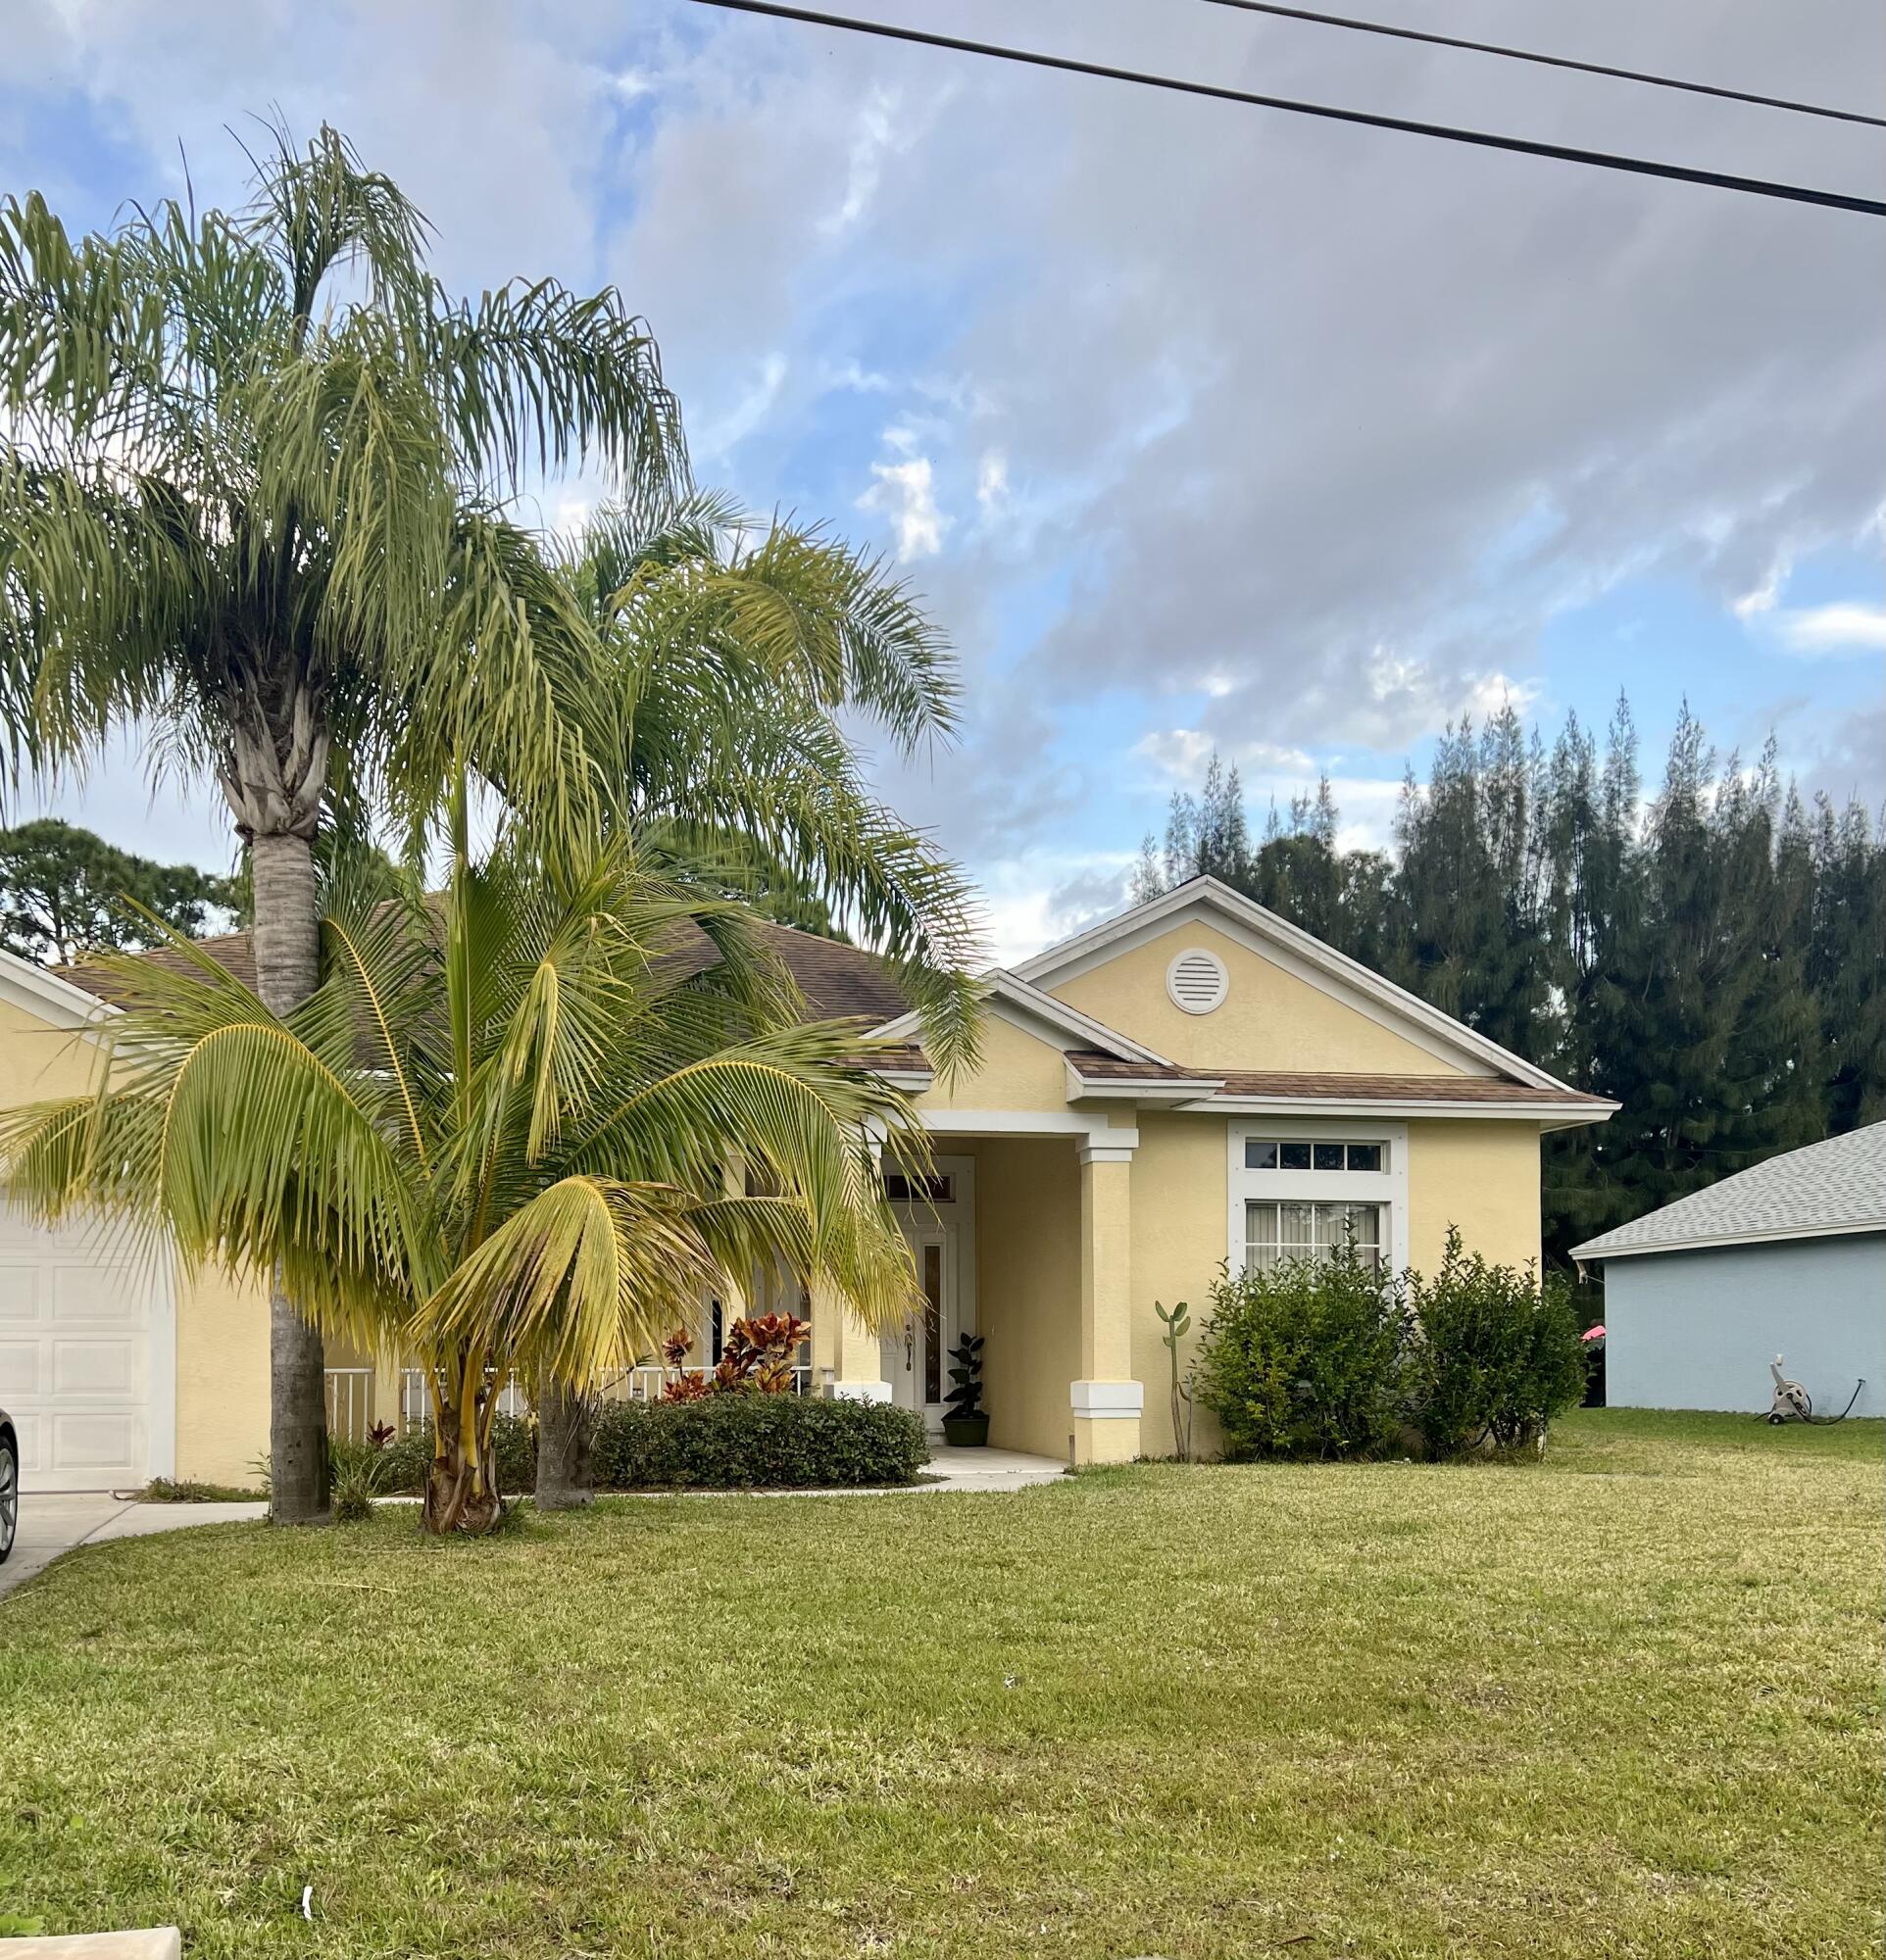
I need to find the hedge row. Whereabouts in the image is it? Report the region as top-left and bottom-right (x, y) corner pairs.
(590, 1393), (929, 1490)
(360, 1394), (929, 1496)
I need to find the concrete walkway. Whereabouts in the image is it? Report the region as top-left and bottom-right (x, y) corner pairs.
(1, 1447), (1065, 1602)
(923, 1445), (1066, 1490)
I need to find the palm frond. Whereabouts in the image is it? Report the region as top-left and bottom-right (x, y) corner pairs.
(239, 120), (432, 332)
(412, 1174), (719, 1386)
(684, 1192), (918, 1334)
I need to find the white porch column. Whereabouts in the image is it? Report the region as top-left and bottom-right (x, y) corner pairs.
(817, 1128), (892, 1402)
(1071, 1133), (1142, 1464)
(718, 1153), (749, 1332)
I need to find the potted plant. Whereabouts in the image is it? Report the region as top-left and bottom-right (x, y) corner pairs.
(941, 1332), (988, 1446)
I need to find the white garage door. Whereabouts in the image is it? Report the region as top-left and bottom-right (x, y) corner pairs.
(0, 1201), (167, 1493)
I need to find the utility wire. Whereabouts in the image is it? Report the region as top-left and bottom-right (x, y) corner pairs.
(1191, 0), (1886, 130)
(679, 0), (1886, 219)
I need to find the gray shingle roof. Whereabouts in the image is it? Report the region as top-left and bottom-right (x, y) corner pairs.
(1570, 1123), (1886, 1261)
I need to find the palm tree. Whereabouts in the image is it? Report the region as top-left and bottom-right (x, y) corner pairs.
(522, 494), (986, 1506)
(553, 490), (984, 1073)
(0, 820), (923, 1534)
(0, 125), (684, 1520)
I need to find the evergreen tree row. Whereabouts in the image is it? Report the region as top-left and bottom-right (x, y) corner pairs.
(1130, 699), (1885, 1277)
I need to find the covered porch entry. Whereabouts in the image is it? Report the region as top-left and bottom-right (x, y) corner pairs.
(810, 1114), (1144, 1466)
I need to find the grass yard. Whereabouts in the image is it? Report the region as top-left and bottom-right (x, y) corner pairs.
(1, 1411), (1880, 1958)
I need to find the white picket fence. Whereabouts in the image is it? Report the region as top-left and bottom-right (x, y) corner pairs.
(323, 1367), (374, 1444)
(392, 1361), (815, 1430)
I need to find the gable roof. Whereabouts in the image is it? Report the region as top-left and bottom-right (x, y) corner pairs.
(25, 876), (1616, 1126)
(870, 967), (1170, 1068)
(1015, 873), (1580, 1095)
(1570, 1124), (1886, 1262)
(0, 947), (118, 1031)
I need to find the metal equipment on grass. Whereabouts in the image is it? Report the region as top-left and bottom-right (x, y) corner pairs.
(1766, 1354), (1864, 1425)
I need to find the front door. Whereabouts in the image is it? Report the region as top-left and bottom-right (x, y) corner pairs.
(885, 1229), (951, 1422)
(880, 1154), (974, 1432)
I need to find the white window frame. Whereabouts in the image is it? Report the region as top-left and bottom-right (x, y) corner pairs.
(1225, 1118), (1409, 1277)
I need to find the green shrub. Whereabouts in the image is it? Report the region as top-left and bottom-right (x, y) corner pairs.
(1405, 1228), (1588, 1455)
(370, 1428), (431, 1495)
(1195, 1250), (1407, 1460)
(369, 1414), (537, 1496)
(590, 1393), (928, 1489)
(490, 1414), (537, 1492)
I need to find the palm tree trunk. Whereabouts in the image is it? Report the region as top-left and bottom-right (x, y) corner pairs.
(534, 1383), (594, 1511)
(422, 1391), (504, 1535)
(249, 829), (329, 1526)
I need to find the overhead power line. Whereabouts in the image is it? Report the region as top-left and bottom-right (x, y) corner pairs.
(679, 0), (1886, 219)
(1192, 0), (1886, 130)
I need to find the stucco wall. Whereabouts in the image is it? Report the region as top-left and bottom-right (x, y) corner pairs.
(1605, 1234), (1885, 1416)
(175, 1265), (272, 1485)
(914, 1007), (1071, 1113)
(1126, 1112), (1227, 1457)
(1404, 1119), (1544, 1276)
(0, 993), (96, 1102)
(975, 1136), (1080, 1458)
(1049, 921), (1468, 1075)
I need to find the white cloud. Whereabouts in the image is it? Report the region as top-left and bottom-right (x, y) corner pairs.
(12, 0), (1881, 909)
(1733, 566), (1785, 618)
(696, 352), (788, 464)
(1773, 602), (1886, 656)
(823, 87), (903, 235)
(858, 452), (948, 561)
(973, 852), (1136, 966)
(1134, 729), (1316, 783)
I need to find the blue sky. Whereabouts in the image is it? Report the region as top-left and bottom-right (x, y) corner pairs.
(3, 0), (1881, 961)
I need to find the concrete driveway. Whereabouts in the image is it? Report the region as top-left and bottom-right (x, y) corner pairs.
(1, 1493), (266, 1602)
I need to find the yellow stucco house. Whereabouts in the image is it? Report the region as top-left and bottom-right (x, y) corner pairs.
(0, 874), (1614, 1491)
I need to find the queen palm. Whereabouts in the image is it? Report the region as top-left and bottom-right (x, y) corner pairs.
(0, 125), (685, 1520)
(552, 491), (983, 1074)
(0, 822), (923, 1534)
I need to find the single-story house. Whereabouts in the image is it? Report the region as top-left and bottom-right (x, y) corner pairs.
(1571, 1124), (1885, 1418)
(1, 874), (1615, 1491)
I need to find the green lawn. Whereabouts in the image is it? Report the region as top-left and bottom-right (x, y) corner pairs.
(2, 1412), (1880, 1958)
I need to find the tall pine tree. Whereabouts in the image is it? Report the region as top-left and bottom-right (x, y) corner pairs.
(1131, 696), (1884, 1279)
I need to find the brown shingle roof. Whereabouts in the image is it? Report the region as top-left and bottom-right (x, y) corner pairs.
(56, 928), (259, 1004)
(752, 921), (912, 1022)
(1064, 1050), (1221, 1084)
(56, 914), (916, 1028)
(1065, 1054), (1604, 1103)
(1210, 1070), (1606, 1105)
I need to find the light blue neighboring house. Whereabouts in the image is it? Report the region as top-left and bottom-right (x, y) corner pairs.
(1572, 1123), (1886, 1418)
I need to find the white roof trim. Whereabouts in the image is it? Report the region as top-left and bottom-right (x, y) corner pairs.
(1188, 1092), (1613, 1126)
(1015, 875), (1576, 1095)
(0, 948), (117, 1031)
(869, 967), (1172, 1067)
(1571, 1218), (1886, 1262)
(1066, 1059), (1226, 1103)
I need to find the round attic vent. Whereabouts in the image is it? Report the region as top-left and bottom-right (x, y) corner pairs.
(1166, 946), (1228, 1015)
